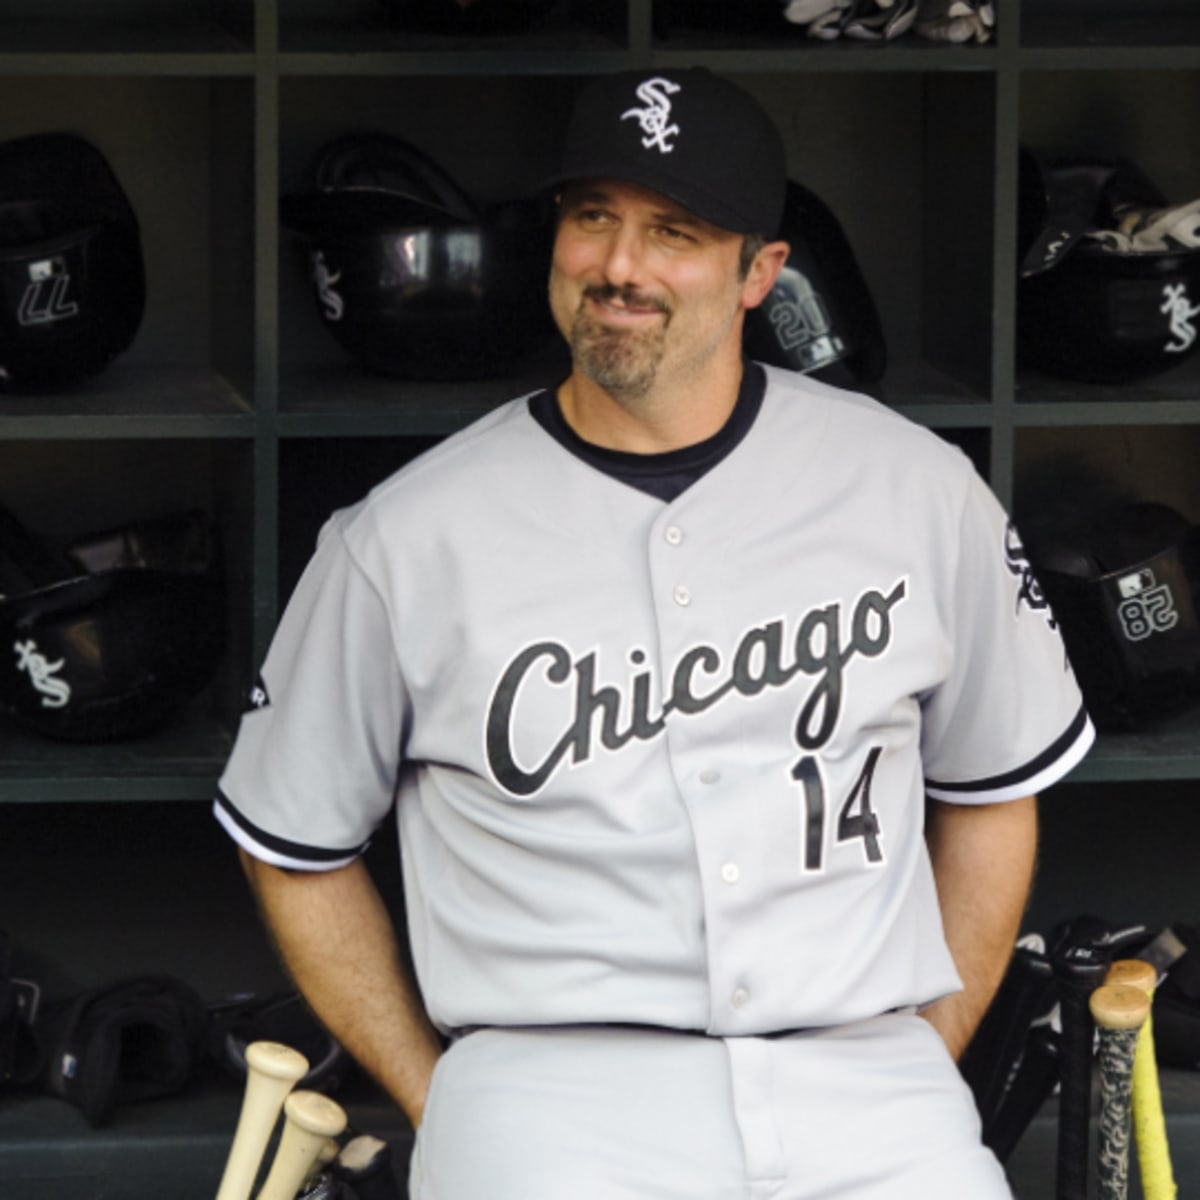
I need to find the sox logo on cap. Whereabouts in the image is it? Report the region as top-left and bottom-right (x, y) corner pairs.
(621, 77), (682, 154)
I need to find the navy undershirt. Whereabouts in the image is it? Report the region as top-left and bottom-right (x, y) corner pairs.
(528, 361), (767, 503)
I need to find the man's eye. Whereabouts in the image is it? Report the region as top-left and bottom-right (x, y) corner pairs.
(658, 226), (693, 243)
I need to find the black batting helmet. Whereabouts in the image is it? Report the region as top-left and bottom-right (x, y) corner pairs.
(0, 508), (225, 741)
(743, 179), (886, 387)
(1017, 150), (1200, 384)
(280, 132), (556, 379)
(0, 134), (145, 393)
(1027, 501), (1200, 730)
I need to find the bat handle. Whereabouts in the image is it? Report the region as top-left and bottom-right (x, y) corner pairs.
(216, 1041), (311, 1200)
(1090, 983), (1151, 1200)
(255, 1090), (348, 1200)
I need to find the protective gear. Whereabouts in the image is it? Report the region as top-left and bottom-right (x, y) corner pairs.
(375, 0), (561, 34)
(34, 975), (208, 1127)
(1026, 501), (1200, 730)
(744, 179), (886, 385)
(0, 133), (145, 393)
(281, 133), (556, 380)
(0, 508), (226, 741)
(1017, 150), (1200, 383)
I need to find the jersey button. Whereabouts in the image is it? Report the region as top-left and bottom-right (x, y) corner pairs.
(720, 862), (740, 884)
(731, 987), (750, 1010)
(699, 768), (721, 785)
(673, 585), (691, 607)
(665, 525), (683, 546)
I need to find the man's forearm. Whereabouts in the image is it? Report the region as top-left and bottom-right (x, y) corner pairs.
(240, 850), (442, 1127)
(921, 795), (1038, 1060)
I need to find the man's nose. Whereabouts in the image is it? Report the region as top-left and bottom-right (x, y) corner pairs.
(597, 225), (648, 287)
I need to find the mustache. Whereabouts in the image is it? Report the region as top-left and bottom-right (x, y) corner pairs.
(581, 283), (671, 316)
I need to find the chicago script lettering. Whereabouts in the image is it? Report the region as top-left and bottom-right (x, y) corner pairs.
(486, 579), (908, 796)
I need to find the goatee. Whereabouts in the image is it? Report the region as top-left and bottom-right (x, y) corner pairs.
(569, 283), (671, 402)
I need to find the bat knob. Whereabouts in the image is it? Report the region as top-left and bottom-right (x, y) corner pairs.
(1089, 983), (1151, 1031)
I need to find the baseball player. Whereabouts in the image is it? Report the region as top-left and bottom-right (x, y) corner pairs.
(215, 67), (1095, 1198)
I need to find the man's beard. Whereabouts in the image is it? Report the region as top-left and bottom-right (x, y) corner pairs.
(568, 283), (671, 402)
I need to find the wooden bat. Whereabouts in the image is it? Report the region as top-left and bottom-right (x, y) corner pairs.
(255, 1089), (348, 1200)
(1106, 959), (1178, 1200)
(1089, 982), (1151, 1200)
(215, 1041), (310, 1200)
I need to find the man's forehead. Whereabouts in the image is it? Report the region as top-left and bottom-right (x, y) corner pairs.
(560, 178), (715, 228)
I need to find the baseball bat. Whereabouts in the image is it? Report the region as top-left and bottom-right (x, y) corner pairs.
(1106, 959), (1178, 1200)
(1089, 982), (1151, 1200)
(1052, 941), (1110, 1200)
(255, 1089), (348, 1200)
(985, 1023), (1061, 1164)
(216, 1041), (311, 1200)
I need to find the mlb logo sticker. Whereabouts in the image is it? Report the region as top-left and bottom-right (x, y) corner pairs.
(1117, 568), (1155, 599)
(28, 256), (67, 283)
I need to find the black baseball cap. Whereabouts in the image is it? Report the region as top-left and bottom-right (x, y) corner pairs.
(544, 67), (787, 237)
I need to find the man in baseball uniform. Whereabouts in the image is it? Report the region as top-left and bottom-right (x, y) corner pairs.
(215, 67), (1094, 1198)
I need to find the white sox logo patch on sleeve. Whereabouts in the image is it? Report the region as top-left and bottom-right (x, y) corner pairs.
(485, 579), (907, 798)
(1003, 522), (1057, 631)
(621, 78), (682, 154)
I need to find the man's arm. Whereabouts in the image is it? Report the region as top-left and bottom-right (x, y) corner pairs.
(920, 795), (1038, 1061)
(239, 850), (443, 1127)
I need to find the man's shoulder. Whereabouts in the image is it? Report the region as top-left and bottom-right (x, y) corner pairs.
(323, 389), (548, 554)
(757, 363), (968, 466)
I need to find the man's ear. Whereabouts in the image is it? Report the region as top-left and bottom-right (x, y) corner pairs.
(741, 241), (790, 310)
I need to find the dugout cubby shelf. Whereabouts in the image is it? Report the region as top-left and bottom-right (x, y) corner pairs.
(2, 2), (1200, 1196)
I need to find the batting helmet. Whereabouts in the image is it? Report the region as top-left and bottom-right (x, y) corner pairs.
(1017, 149), (1200, 384)
(281, 133), (556, 379)
(0, 134), (145, 393)
(743, 179), (886, 385)
(1027, 501), (1200, 729)
(0, 508), (225, 741)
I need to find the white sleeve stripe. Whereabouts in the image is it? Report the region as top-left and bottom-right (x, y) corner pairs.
(213, 790), (367, 871)
(925, 706), (1095, 803)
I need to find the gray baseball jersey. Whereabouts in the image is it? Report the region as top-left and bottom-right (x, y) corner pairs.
(215, 363), (1093, 1037)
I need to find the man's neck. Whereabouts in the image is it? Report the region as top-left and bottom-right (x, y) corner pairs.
(557, 352), (746, 454)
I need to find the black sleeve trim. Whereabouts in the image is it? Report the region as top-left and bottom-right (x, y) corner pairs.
(924, 704), (1091, 795)
(215, 787), (369, 864)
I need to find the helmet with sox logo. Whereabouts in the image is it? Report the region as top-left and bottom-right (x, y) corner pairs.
(280, 132), (556, 379)
(0, 133), (145, 393)
(1017, 149), (1200, 384)
(1025, 501), (1200, 730)
(0, 508), (225, 741)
